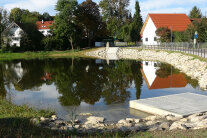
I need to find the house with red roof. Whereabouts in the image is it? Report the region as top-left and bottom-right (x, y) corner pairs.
(36, 20), (54, 36)
(140, 14), (192, 45)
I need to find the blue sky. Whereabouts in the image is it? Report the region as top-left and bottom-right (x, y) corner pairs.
(1, 0), (207, 20)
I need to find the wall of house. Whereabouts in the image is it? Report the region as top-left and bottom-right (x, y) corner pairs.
(142, 61), (159, 86)
(9, 25), (23, 47)
(142, 17), (158, 45)
(38, 29), (52, 36)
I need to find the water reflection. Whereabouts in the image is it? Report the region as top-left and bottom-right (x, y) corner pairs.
(141, 61), (188, 89)
(0, 58), (201, 120)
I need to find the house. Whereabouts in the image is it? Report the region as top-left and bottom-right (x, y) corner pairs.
(2, 22), (24, 47)
(36, 20), (54, 36)
(140, 14), (192, 45)
(141, 61), (187, 89)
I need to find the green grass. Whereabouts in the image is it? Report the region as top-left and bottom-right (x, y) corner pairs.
(1, 99), (207, 137)
(0, 48), (102, 60)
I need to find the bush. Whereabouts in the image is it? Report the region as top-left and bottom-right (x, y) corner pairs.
(42, 36), (62, 51)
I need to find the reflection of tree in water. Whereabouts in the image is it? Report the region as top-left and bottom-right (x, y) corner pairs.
(156, 63), (199, 88)
(131, 61), (143, 99)
(156, 63), (179, 78)
(101, 61), (133, 104)
(0, 58), (144, 106)
(0, 64), (6, 99)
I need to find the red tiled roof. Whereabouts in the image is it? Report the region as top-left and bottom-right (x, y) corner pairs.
(149, 74), (187, 89)
(36, 21), (54, 30)
(149, 14), (192, 31)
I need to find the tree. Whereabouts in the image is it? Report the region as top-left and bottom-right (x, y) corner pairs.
(0, 8), (9, 48)
(155, 27), (171, 42)
(131, 0), (143, 42)
(99, 0), (130, 37)
(41, 12), (53, 21)
(9, 8), (23, 23)
(77, 0), (104, 47)
(189, 6), (202, 18)
(54, 0), (80, 50)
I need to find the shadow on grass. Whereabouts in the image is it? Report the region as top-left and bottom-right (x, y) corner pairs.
(0, 118), (76, 137)
(0, 118), (131, 137)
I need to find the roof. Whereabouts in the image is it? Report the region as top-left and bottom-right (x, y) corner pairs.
(2, 22), (23, 35)
(141, 68), (187, 90)
(36, 21), (54, 30)
(141, 14), (192, 35)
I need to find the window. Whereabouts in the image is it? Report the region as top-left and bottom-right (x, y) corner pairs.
(145, 38), (148, 42)
(145, 62), (148, 66)
(154, 37), (157, 41)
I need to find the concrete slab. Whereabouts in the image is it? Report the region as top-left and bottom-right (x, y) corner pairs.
(129, 93), (207, 117)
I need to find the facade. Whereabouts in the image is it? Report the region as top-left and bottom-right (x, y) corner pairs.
(140, 14), (192, 45)
(2, 22), (23, 47)
(36, 20), (54, 36)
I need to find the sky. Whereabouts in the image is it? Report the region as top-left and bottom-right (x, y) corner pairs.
(0, 0), (207, 20)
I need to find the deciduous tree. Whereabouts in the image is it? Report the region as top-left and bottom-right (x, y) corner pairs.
(54, 0), (79, 50)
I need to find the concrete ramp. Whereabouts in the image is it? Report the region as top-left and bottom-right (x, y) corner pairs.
(106, 47), (119, 60)
(130, 93), (207, 117)
(107, 47), (119, 54)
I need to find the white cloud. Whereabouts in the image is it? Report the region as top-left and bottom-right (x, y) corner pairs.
(4, 0), (57, 14)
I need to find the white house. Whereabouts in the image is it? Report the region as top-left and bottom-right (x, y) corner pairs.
(2, 22), (24, 47)
(36, 20), (54, 36)
(140, 61), (187, 89)
(140, 14), (192, 45)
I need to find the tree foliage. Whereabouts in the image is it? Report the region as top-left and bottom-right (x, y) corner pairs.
(77, 0), (107, 47)
(155, 27), (171, 42)
(131, 0), (143, 42)
(99, 0), (130, 37)
(54, 0), (80, 50)
(189, 6), (202, 18)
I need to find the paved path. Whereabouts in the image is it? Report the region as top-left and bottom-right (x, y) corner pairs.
(106, 47), (119, 60)
(130, 93), (207, 117)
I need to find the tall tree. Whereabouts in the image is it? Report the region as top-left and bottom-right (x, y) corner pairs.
(99, 0), (130, 37)
(0, 8), (9, 48)
(77, 0), (103, 47)
(9, 8), (23, 23)
(189, 6), (202, 18)
(131, 0), (143, 42)
(54, 0), (79, 50)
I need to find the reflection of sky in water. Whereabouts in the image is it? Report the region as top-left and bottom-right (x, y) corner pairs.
(3, 59), (207, 122)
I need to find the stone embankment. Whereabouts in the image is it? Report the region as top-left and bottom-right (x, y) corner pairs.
(31, 112), (207, 134)
(86, 48), (207, 90)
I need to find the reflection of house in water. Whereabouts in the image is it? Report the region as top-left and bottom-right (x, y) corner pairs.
(5, 62), (26, 83)
(41, 72), (52, 81)
(141, 61), (187, 89)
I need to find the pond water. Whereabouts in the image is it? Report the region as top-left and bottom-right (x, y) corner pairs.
(0, 58), (207, 122)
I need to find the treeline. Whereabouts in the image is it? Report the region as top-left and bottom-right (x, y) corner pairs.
(156, 6), (207, 43)
(0, 0), (143, 52)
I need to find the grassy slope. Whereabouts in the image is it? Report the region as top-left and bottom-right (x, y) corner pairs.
(0, 48), (103, 60)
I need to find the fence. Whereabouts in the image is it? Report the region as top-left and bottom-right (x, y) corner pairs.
(114, 42), (207, 58)
(139, 42), (207, 58)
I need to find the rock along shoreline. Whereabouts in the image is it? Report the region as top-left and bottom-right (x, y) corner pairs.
(31, 112), (207, 134)
(86, 47), (207, 90)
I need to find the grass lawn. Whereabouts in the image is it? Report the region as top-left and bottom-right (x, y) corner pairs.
(0, 48), (101, 60)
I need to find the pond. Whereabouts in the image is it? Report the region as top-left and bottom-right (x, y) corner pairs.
(0, 58), (206, 122)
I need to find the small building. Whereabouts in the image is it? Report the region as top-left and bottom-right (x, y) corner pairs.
(2, 22), (24, 47)
(140, 14), (192, 45)
(36, 20), (54, 36)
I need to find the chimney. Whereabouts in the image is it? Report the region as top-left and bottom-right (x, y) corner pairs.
(42, 20), (44, 24)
